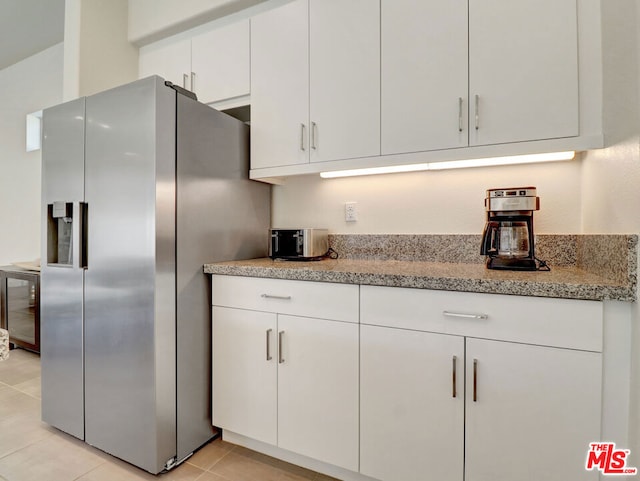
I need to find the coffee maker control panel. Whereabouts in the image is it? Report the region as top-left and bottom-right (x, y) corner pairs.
(486, 187), (539, 212)
(489, 187), (537, 198)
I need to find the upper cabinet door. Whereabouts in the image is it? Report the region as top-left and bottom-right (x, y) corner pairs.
(309, 0), (380, 163)
(251, 0), (310, 170)
(468, 0), (579, 146)
(381, 0), (468, 155)
(139, 38), (191, 89)
(191, 19), (250, 104)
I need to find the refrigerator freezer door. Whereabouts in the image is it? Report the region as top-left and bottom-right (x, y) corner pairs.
(40, 97), (86, 440)
(83, 77), (177, 473)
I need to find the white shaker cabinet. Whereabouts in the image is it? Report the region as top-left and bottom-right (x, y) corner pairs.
(360, 325), (465, 481)
(139, 19), (250, 105)
(468, 0), (579, 146)
(381, 0), (469, 154)
(211, 276), (359, 471)
(251, 0), (380, 169)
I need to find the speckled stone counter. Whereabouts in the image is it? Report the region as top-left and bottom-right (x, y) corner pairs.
(0, 329), (9, 361)
(204, 234), (638, 302)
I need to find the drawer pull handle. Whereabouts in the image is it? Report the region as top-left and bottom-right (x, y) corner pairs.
(452, 355), (457, 398)
(443, 311), (488, 320)
(261, 294), (292, 300)
(473, 358), (478, 402)
(266, 329), (272, 361)
(278, 331), (285, 364)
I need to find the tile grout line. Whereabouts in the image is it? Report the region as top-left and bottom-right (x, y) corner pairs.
(69, 459), (110, 481)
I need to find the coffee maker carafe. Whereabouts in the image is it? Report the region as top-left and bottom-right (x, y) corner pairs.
(481, 187), (539, 270)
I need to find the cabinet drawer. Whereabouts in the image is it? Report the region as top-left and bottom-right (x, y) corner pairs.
(361, 286), (603, 352)
(212, 275), (358, 323)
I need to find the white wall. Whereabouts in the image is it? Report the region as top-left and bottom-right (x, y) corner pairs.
(624, 0), (640, 467)
(272, 159), (583, 234)
(128, 0), (269, 45)
(0, 44), (64, 265)
(64, 0), (139, 100)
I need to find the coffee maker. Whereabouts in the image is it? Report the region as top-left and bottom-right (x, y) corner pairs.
(481, 187), (540, 271)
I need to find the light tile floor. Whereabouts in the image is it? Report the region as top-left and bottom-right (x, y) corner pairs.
(0, 349), (337, 481)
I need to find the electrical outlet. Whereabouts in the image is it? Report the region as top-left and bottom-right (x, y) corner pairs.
(345, 202), (357, 222)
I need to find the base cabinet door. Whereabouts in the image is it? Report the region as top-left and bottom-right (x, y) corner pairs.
(465, 338), (602, 481)
(277, 315), (359, 471)
(360, 325), (465, 481)
(212, 306), (277, 445)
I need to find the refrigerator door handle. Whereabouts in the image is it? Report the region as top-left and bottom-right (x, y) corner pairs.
(76, 202), (88, 269)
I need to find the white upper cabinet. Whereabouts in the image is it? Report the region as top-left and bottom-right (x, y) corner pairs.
(309, 0), (380, 163)
(138, 19), (250, 105)
(468, 0), (579, 146)
(251, 0), (380, 170)
(382, 0), (578, 155)
(249, 0), (612, 182)
(381, 0), (468, 154)
(251, 0), (309, 169)
(139, 38), (191, 89)
(191, 19), (251, 104)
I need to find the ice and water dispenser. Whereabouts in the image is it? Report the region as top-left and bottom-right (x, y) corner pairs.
(46, 201), (87, 268)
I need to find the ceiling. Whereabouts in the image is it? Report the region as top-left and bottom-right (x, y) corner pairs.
(0, 0), (65, 71)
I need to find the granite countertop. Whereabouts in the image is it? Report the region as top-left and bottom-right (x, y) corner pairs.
(204, 257), (636, 302)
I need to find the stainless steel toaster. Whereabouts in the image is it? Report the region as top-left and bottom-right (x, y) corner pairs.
(269, 228), (329, 260)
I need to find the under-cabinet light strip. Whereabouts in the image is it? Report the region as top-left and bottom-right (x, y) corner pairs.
(319, 151), (576, 179)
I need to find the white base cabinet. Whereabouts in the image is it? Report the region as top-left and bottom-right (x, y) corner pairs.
(212, 277), (609, 481)
(212, 307), (277, 445)
(211, 276), (359, 471)
(465, 338), (601, 481)
(360, 326), (465, 481)
(277, 314), (359, 470)
(360, 285), (603, 481)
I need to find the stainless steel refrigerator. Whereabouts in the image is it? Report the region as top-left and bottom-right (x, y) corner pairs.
(40, 76), (270, 474)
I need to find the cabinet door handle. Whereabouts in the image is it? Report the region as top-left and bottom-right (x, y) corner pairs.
(300, 124), (306, 151)
(458, 97), (463, 132)
(473, 358), (478, 402)
(278, 331), (285, 364)
(261, 294), (292, 300)
(182, 73), (188, 89)
(191, 72), (196, 92)
(452, 355), (457, 398)
(474, 94), (480, 130)
(311, 122), (317, 150)
(266, 329), (273, 361)
(443, 311), (488, 320)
